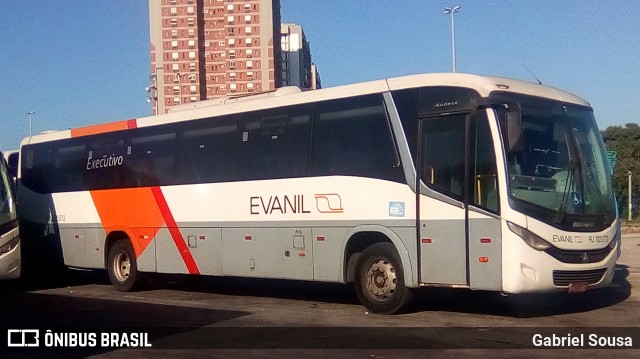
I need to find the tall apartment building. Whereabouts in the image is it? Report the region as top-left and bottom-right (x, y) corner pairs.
(149, 0), (282, 114)
(281, 23), (321, 89)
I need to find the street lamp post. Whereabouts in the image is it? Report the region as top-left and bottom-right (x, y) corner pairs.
(617, 162), (635, 222)
(629, 171), (633, 222)
(26, 111), (35, 137)
(146, 66), (163, 115)
(444, 5), (461, 73)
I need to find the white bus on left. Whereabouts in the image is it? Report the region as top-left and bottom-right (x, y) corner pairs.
(0, 150), (20, 280)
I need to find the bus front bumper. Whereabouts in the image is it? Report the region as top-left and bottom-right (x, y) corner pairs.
(502, 236), (619, 294)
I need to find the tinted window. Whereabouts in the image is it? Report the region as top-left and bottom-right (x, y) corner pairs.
(237, 107), (311, 180)
(311, 94), (401, 181)
(420, 115), (466, 199)
(21, 94), (405, 193)
(21, 145), (55, 193)
(57, 143), (88, 191)
(85, 136), (127, 190)
(128, 131), (177, 187)
(180, 118), (237, 184)
(393, 86), (479, 161)
(471, 114), (499, 212)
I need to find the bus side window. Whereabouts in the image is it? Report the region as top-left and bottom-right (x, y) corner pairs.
(180, 118), (238, 184)
(311, 94), (401, 182)
(237, 108), (310, 181)
(472, 114), (499, 213)
(56, 143), (88, 191)
(421, 115), (466, 200)
(129, 132), (177, 187)
(21, 147), (54, 194)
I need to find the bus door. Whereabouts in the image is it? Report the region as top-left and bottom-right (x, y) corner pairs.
(417, 111), (502, 289)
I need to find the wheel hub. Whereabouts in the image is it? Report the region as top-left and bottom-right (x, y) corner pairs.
(114, 252), (131, 282)
(366, 259), (397, 297)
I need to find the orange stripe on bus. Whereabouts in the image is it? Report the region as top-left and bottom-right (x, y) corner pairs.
(151, 187), (200, 275)
(90, 187), (165, 257)
(71, 118), (137, 138)
(90, 186), (200, 274)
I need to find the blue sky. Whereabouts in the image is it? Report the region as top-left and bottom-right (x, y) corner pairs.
(1, 0), (639, 150)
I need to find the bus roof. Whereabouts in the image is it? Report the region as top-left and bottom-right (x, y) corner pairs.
(386, 73), (589, 106)
(22, 72), (590, 145)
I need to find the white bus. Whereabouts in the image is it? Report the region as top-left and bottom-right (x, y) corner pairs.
(0, 150), (20, 280)
(17, 73), (620, 313)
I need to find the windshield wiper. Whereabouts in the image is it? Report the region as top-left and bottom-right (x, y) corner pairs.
(555, 128), (579, 224)
(555, 157), (577, 224)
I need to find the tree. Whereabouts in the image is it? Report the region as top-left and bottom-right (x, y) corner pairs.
(602, 123), (640, 221)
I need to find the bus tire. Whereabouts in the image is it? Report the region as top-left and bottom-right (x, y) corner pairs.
(354, 242), (412, 314)
(107, 240), (145, 292)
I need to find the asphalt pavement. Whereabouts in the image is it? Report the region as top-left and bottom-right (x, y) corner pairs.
(620, 233), (640, 273)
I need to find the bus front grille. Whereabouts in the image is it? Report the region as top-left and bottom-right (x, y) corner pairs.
(545, 246), (612, 264)
(552, 268), (607, 287)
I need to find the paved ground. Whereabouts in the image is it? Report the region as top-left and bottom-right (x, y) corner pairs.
(620, 233), (640, 271)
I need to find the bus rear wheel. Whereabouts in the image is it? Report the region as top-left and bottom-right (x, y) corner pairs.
(354, 242), (412, 314)
(107, 240), (145, 292)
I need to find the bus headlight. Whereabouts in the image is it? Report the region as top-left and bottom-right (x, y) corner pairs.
(507, 221), (552, 251)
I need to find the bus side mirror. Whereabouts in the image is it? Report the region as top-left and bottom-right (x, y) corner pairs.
(507, 110), (523, 152)
(7, 152), (19, 179)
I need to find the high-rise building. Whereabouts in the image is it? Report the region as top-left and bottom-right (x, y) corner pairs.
(280, 23), (320, 89)
(149, 0), (282, 114)
(310, 63), (321, 90)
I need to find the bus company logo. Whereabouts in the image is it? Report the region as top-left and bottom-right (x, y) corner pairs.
(250, 193), (343, 215)
(314, 193), (344, 213)
(7, 329), (39, 347)
(552, 234), (583, 244)
(581, 252), (590, 263)
(86, 151), (124, 171)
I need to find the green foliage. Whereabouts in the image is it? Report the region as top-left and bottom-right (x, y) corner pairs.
(602, 123), (640, 220)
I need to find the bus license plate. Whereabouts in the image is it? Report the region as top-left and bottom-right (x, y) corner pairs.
(568, 282), (588, 293)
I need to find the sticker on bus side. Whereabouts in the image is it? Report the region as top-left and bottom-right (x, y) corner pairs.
(389, 202), (405, 217)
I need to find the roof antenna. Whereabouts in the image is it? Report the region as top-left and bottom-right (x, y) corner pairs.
(522, 64), (543, 85)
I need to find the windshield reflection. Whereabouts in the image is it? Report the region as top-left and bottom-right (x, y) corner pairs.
(502, 98), (615, 230)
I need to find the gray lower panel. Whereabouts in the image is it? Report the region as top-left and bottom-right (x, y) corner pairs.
(222, 227), (314, 279)
(468, 214), (502, 290)
(59, 227), (87, 268)
(58, 220), (416, 284)
(420, 220), (467, 285)
(154, 227), (224, 275)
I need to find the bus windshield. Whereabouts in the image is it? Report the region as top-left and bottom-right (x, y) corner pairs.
(500, 95), (616, 231)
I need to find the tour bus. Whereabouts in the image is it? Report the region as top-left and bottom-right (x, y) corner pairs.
(0, 150), (20, 280)
(17, 73), (620, 313)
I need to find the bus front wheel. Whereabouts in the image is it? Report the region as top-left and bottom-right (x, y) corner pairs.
(107, 240), (145, 292)
(354, 242), (412, 314)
